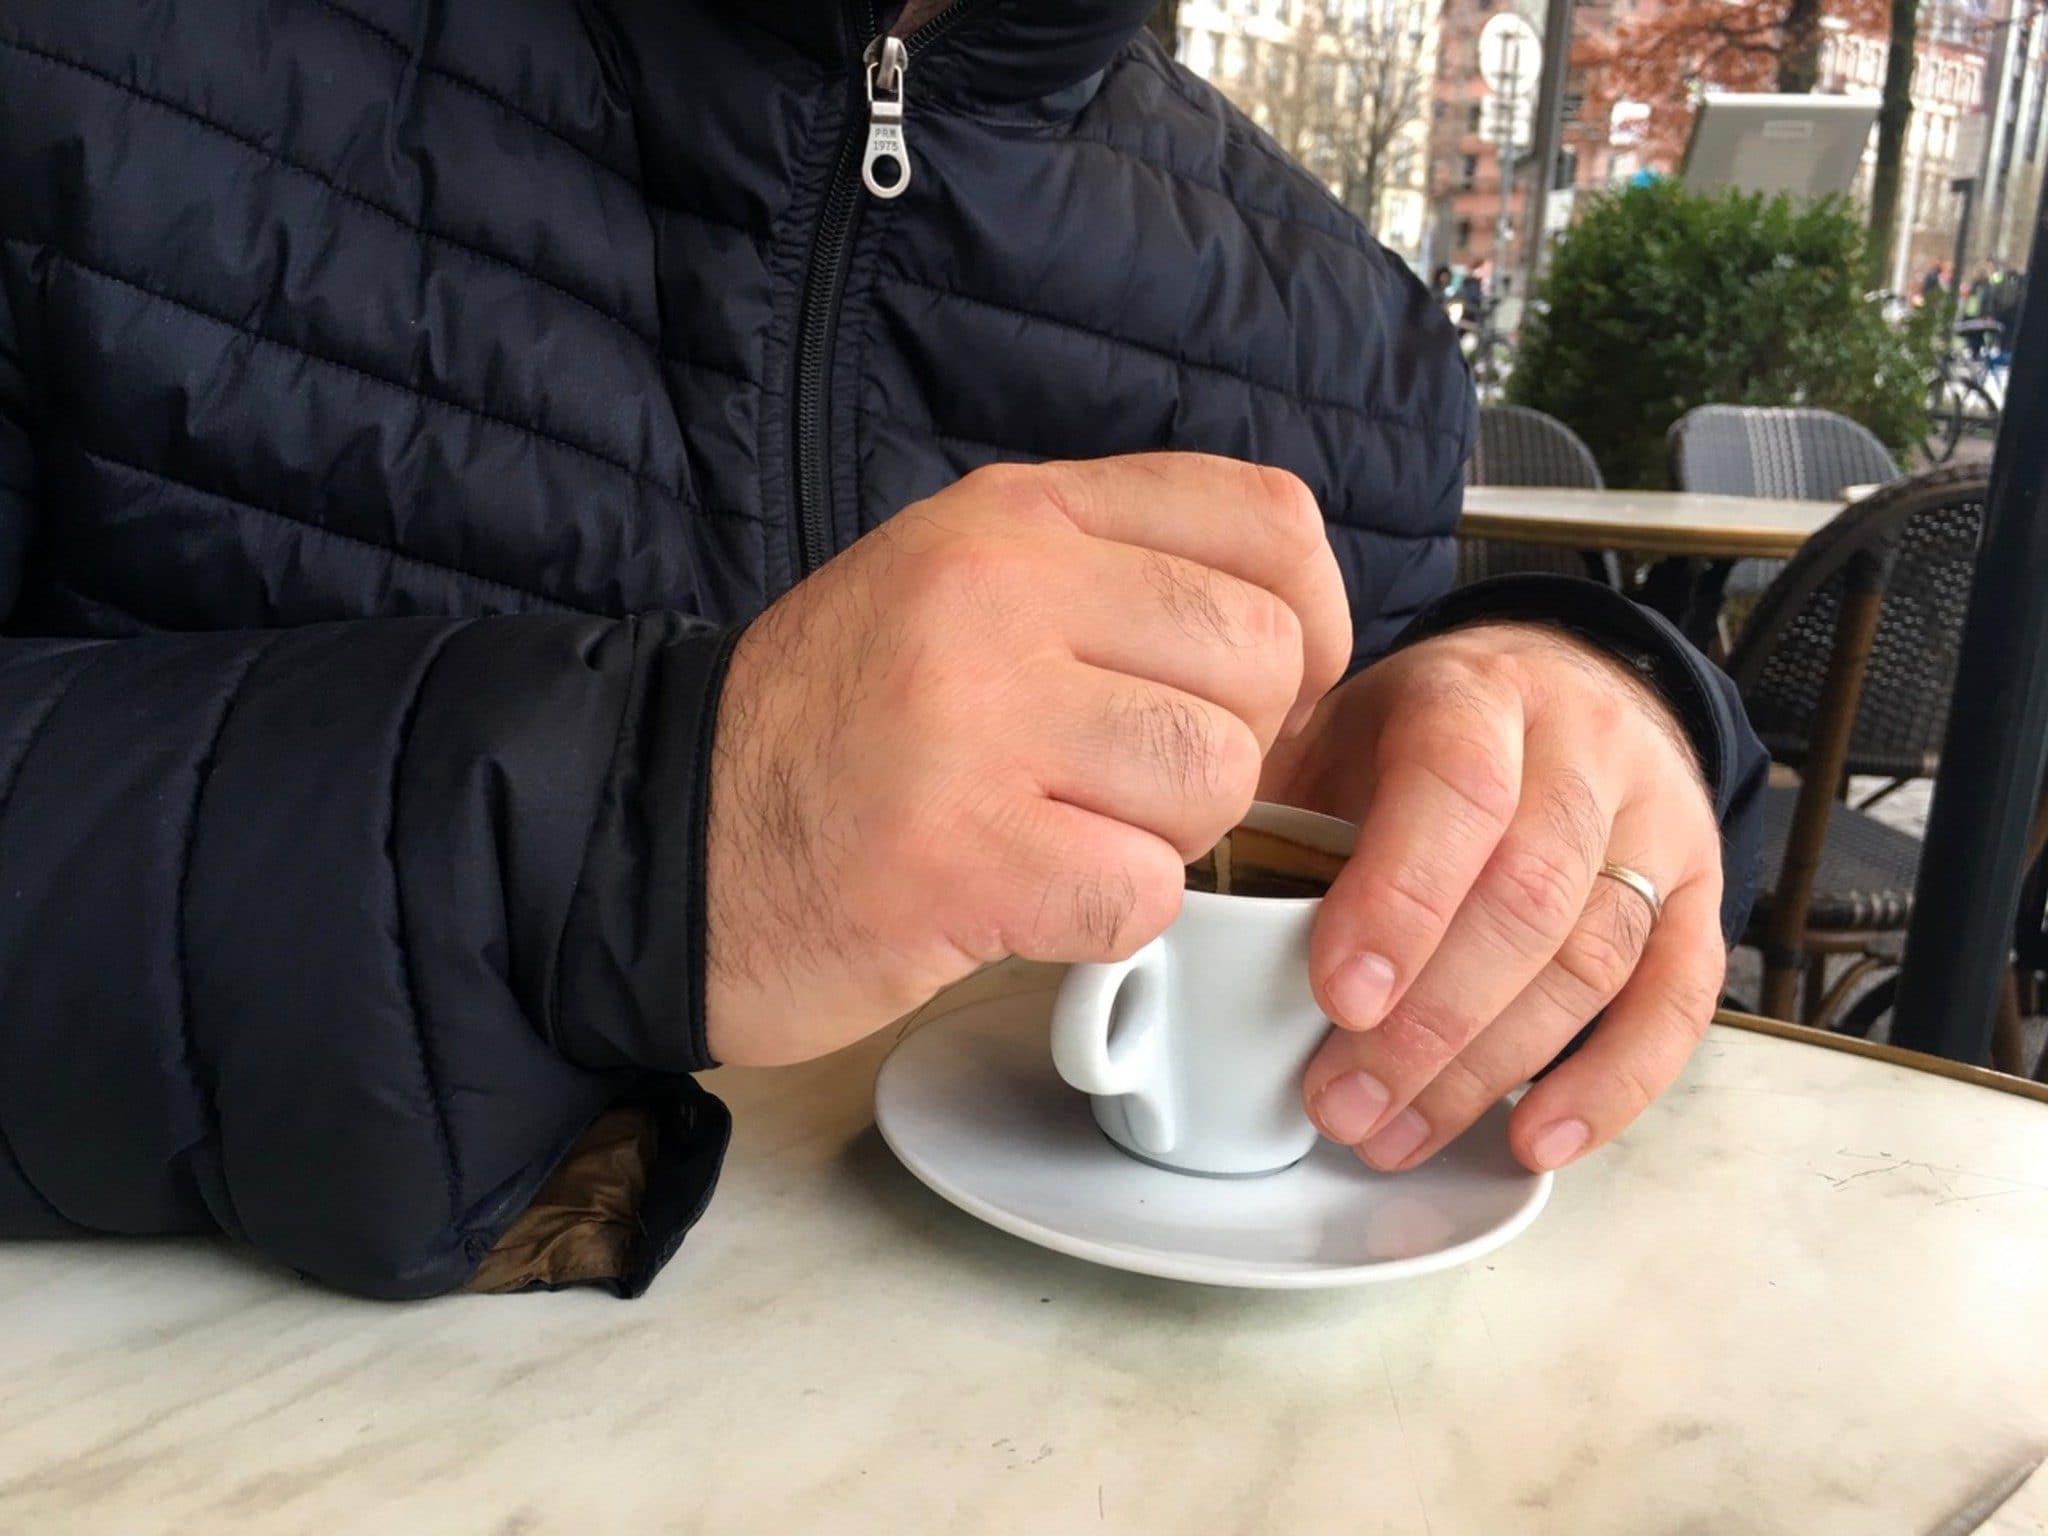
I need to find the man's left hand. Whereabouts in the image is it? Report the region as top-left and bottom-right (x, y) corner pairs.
(1260, 622), (1726, 1176)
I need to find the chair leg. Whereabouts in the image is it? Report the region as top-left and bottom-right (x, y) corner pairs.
(1761, 958), (1803, 1022)
(1993, 970), (2026, 1076)
(1759, 563), (1886, 1037)
(1801, 957), (1829, 1025)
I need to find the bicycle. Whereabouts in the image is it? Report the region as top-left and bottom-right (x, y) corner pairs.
(1464, 322), (1515, 404)
(1924, 319), (2007, 464)
(1444, 299), (1516, 404)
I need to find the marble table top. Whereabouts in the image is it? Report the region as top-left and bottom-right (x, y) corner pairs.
(4, 961), (2047, 1535)
(1460, 487), (1848, 559)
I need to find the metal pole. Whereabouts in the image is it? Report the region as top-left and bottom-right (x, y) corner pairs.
(1950, 176), (1977, 316)
(1493, 42), (1522, 287)
(1524, 0), (1577, 298)
(1970, 2), (2021, 276)
(1890, 162), (2048, 1063)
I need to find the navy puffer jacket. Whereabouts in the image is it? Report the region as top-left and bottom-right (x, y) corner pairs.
(0, 0), (1765, 1296)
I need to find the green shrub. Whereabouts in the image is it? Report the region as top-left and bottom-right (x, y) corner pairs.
(1510, 182), (1941, 488)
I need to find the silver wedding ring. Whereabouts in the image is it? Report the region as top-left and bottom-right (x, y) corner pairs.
(1597, 862), (1664, 923)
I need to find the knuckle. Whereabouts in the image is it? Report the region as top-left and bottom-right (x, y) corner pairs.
(1375, 998), (1468, 1073)
(1212, 716), (1264, 807)
(1555, 904), (1644, 1002)
(1412, 733), (1520, 835)
(1070, 865), (1140, 956)
(1353, 861), (1464, 941)
(1069, 848), (1183, 962)
(1540, 769), (1608, 874)
(1124, 852), (1187, 951)
(1252, 585), (1306, 668)
(1474, 844), (1584, 955)
(1250, 463), (1324, 551)
(1140, 551), (1235, 645)
(1433, 1049), (1500, 1110)
(1604, 1060), (1661, 1121)
(900, 533), (1012, 621)
(1116, 689), (1226, 798)
(961, 459), (1048, 515)
(1659, 963), (1724, 1044)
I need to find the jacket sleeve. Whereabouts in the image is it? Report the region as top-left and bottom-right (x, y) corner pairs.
(1392, 574), (1770, 946)
(0, 318), (737, 1299)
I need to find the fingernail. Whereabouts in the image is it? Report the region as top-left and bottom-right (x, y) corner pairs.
(1362, 1107), (1430, 1170)
(1327, 953), (1398, 1029)
(1312, 1071), (1390, 1144)
(1529, 1118), (1591, 1170)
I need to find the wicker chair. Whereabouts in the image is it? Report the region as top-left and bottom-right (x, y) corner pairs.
(1725, 464), (1988, 1029)
(1669, 405), (1902, 502)
(2018, 815), (2048, 1081)
(1458, 406), (1616, 588)
(1668, 405), (1903, 648)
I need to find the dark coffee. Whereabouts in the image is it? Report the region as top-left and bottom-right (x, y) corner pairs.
(1186, 824), (1345, 899)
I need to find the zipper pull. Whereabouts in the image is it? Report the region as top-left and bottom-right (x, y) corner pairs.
(861, 35), (912, 200)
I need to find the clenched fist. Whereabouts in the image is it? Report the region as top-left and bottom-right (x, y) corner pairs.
(706, 455), (1352, 1066)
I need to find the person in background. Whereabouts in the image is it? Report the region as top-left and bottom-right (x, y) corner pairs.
(0, 0), (1764, 1299)
(1988, 263), (2028, 354)
(1458, 262), (1489, 324)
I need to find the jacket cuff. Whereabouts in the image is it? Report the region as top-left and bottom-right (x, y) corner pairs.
(554, 616), (746, 1075)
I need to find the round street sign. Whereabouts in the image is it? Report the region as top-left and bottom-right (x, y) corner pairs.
(1478, 12), (1542, 95)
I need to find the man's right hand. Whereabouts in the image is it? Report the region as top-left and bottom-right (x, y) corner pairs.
(705, 454), (1352, 1066)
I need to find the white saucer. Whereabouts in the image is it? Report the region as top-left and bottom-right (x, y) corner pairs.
(874, 971), (1552, 1289)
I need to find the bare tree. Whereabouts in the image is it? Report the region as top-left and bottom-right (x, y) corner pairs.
(1781, 0), (1829, 91)
(1148, 1), (1179, 54)
(1869, 0), (1922, 281)
(1238, 0), (1437, 232)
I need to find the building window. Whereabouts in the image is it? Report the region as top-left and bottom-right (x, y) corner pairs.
(1457, 217), (1474, 249)
(1461, 152), (1479, 189)
(1468, 102), (1484, 132)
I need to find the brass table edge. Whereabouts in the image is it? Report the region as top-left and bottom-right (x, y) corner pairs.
(1457, 516), (1811, 560)
(1715, 1010), (2048, 1104)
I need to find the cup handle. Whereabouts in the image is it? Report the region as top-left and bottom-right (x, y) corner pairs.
(1050, 939), (1176, 1157)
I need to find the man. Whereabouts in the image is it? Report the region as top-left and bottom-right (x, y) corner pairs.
(0, 1), (1763, 1298)
(1457, 263), (1490, 324)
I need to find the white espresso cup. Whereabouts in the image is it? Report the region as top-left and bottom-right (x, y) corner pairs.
(1050, 802), (1357, 1177)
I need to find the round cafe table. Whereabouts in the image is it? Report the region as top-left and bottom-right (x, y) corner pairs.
(1458, 487), (1848, 561)
(4, 961), (2047, 1534)
(1458, 486), (1855, 650)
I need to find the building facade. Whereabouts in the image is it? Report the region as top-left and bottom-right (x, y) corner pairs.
(1822, 1), (1996, 289)
(1427, 0), (2042, 304)
(1176, 0), (1444, 267)
(1425, 0), (1662, 296)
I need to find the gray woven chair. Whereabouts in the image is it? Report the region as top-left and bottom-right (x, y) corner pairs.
(1724, 464), (1989, 1028)
(1668, 405), (1903, 645)
(1669, 405), (1902, 502)
(1458, 405), (1616, 588)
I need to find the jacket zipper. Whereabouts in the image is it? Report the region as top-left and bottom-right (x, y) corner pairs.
(788, 0), (988, 579)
